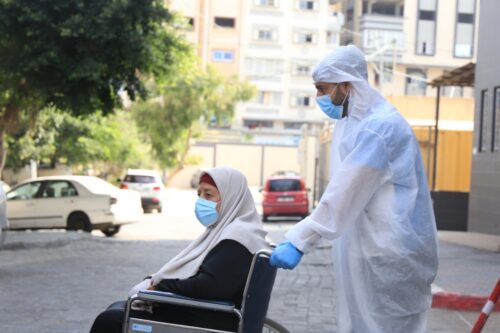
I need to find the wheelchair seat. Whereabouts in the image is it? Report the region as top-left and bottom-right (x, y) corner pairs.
(123, 249), (277, 333)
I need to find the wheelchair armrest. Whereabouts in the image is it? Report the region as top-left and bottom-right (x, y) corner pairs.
(134, 290), (236, 313)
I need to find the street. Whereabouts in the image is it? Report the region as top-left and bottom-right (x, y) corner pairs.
(0, 188), (498, 333)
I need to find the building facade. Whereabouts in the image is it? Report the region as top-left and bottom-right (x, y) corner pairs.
(168, 0), (343, 131)
(468, 0), (500, 235)
(341, 0), (478, 98)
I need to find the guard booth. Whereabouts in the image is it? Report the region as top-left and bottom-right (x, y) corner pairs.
(429, 62), (475, 231)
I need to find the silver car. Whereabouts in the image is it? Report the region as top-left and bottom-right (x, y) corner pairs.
(120, 169), (164, 213)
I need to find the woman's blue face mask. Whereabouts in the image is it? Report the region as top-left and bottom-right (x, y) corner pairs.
(195, 197), (219, 227)
(315, 84), (349, 119)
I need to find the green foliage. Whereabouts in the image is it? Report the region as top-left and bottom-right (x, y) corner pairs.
(5, 108), (150, 174)
(0, 0), (188, 116)
(132, 66), (255, 169)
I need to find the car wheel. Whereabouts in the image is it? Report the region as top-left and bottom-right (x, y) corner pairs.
(102, 225), (121, 237)
(157, 207), (162, 213)
(67, 212), (92, 232)
(262, 214), (269, 222)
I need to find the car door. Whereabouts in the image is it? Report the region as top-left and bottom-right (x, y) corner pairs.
(34, 180), (79, 228)
(6, 181), (43, 229)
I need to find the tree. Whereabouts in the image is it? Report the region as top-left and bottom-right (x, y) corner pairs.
(0, 0), (189, 176)
(6, 108), (152, 180)
(132, 66), (255, 181)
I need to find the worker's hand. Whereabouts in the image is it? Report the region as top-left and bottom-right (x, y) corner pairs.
(270, 241), (303, 270)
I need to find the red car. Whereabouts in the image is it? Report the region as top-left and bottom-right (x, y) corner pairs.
(261, 175), (309, 222)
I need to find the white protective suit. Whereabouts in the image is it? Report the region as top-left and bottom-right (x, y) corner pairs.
(286, 45), (438, 333)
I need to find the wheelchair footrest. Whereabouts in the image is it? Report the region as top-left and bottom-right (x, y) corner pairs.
(127, 318), (235, 333)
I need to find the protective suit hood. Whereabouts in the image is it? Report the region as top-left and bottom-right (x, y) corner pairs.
(312, 45), (385, 121)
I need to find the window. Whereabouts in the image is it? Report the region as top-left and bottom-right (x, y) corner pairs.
(293, 64), (311, 76)
(245, 58), (284, 77)
(259, 30), (273, 40)
(254, 28), (278, 42)
(212, 50), (234, 62)
(454, 0), (475, 58)
(269, 179), (301, 191)
(255, 0), (277, 7)
(284, 122), (305, 130)
(298, 0), (316, 10)
(254, 91), (282, 106)
(373, 3), (396, 15)
(416, 0), (437, 55)
(293, 31), (316, 44)
(292, 94), (312, 107)
(244, 120), (274, 129)
(124, 175), (155, 184)
(6, 182), (42, 200)
(479, 89), (489, 152)
(42, 181), (78, 198)
(326, 31), (338, 45)
(405, 68), (427, 96)
(492, 87), (500, 152)
(214, 17), (235, 28)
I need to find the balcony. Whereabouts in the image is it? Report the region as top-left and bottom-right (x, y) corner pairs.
(359, 14), (404, 61)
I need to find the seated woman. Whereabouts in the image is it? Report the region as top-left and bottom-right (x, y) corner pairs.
(90, 167), (270, 333)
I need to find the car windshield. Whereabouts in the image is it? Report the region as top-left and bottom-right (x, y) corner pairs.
(269, 179), (301, 192)
(124, 175), (156, 183)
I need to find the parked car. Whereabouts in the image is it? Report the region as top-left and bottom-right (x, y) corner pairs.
(120, 169), (164, 213)
(0, 184), (8, 247)
(261, 175), (309, 222)
(6, 176), (142, 236)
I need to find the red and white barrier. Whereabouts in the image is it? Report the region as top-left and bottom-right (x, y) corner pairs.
(471, 278), (500, 333)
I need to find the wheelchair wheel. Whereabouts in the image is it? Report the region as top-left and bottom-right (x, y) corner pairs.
(263, 317), (290, 333)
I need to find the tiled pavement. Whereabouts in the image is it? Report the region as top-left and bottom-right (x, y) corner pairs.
(0, 228), (499, 332)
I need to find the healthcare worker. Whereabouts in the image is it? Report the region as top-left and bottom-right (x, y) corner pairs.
(270, 45), (438, 333)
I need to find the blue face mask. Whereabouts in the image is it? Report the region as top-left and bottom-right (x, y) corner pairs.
(195, 198), (219, 227)
(315, 85), (349, 119)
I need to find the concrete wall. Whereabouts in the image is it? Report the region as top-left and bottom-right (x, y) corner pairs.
(468, 0), (500, 235)
(169, 139), (317, 197)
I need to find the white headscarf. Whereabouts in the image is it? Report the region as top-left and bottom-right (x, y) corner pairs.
(312, 45), (386, 122)
(149, 167), (270, 285)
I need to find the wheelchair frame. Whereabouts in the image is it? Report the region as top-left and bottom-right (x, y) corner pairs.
(122, 249), (279, 333)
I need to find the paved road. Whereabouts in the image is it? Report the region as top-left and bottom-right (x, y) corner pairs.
(0, 188), (498, 332)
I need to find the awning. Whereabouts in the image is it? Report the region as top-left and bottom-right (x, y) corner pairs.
(430, 62), (475, 87)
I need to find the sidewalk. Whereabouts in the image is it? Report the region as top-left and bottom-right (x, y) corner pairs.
(1, 227), (499, 332)
(432, 231), (500, 313)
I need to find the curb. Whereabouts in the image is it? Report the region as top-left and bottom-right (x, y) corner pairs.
(432, 291), (500, 312)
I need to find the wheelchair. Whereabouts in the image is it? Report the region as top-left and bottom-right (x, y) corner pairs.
(122, 249), (289, 333)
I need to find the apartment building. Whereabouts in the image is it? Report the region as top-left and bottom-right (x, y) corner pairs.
(236, 0), (343, 130)
(341, 0), (478, 98)
(168, 0), (343, 131)
(168, 0), (244, 76)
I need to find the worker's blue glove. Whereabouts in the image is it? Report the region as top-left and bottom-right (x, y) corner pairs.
(270, 241), (303, 270)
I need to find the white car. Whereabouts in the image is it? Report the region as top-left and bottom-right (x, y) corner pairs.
(0, 184), (8, 247)
(120, 169), (165, 213)
(6, 176), (143, 236)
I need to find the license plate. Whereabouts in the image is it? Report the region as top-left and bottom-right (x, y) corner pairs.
(277, 196), (294, 202)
